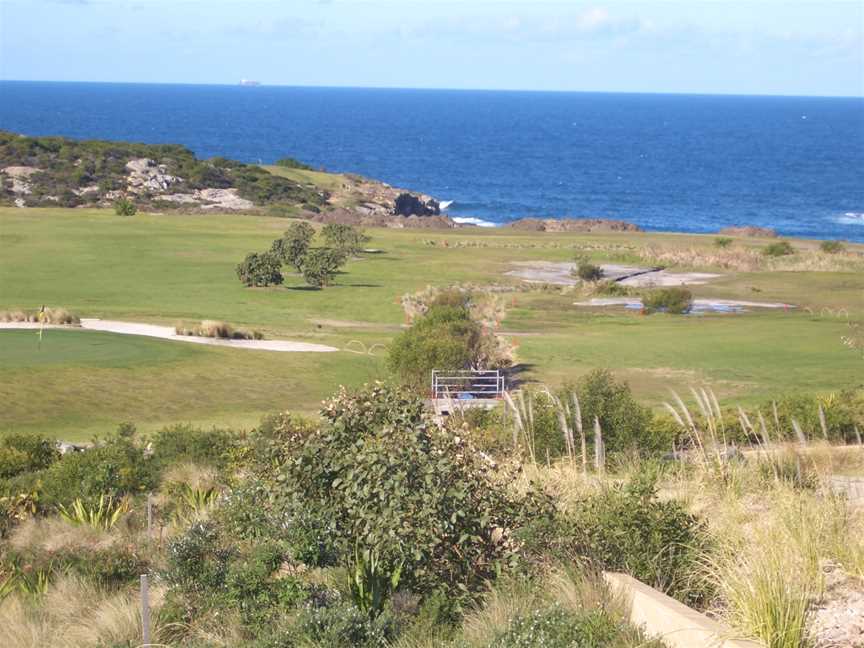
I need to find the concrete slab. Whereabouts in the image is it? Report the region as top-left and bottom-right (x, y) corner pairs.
(604, 572), (763, 648)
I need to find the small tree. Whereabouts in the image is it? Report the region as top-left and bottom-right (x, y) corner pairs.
(236, 252), (284, 287)
(113, 197), (137, 216)
(272, 221), (315, 272)
(301, 248), (346, 288)
(321, 223), (370, 257)
(571, 255), (603, 282)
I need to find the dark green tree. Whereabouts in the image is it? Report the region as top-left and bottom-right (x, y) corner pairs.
(272, 221), (315, 271)
(236, 252), (284, 287)
(321, 223), (370, 257)
(301, 248), (347, 288)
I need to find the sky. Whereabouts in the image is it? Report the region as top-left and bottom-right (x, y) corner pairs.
(0, 0), (862, 96)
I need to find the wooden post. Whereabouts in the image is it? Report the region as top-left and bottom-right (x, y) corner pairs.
(140, 574), (150, 645)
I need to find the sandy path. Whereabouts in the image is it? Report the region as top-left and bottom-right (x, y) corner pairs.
(0, 319), (338, 353)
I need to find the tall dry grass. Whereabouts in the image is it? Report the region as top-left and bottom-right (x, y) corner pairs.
(0, 576), (165, 648)
(175, 319), (263, 340)
(0, 307), (79, 325)
(640, 244), (864, 273)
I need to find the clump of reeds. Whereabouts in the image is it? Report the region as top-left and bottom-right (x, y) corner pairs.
(175, 320), (263, 340)
(0, 307), (80, 325)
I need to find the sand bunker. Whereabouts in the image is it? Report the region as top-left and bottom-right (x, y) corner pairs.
(0, 319), (338, 352)
(574, 298), (795, 313)
(506, 262), (721, 287)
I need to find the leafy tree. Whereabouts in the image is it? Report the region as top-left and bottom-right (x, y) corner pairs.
(388, 300), (510, 390)
(301, 247), (346, 288)
(321, 223), (370, 257)
(642, 287), (693, 314)
(236, 252), (284, 287)
(113, 197), (137, 216)
(569, 369), (652, 454)
(271, 221), (315, 271)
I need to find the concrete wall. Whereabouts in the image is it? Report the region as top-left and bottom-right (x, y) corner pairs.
(604, 572), (763, 648)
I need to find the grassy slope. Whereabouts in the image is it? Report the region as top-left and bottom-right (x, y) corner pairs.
(1, 207), (862, 440)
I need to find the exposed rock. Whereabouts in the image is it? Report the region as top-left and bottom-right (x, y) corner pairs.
(508, 218), (641, 233)
(125, 158), (182, 194)
(2, 166), (39, 194)
(307, 208), (454, 229)
(718, 225), (777, 238)
(197, 188), (254, 210)
(394, 192), (441, 217)
(14, 197), (25, 208)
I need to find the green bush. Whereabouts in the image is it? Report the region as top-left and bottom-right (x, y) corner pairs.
(490, 605), (648, 648)
(236, 251), (284, 287)
(0, 434), (59, 479)
(762, 241), (795, 257)
(288, 600), (395, 648)
(301, 247), (347, 288)
(39, 435), (158, 508)
(112, 197), (137, 216)
(564, 473), (710, 606)
(151, 424), (235, 469)
(714, 237), (733, 248)
(165, 521), (235, 595)
(571, 369), (652, 455)
(284, 383), (537, 599)
(761, 392), (861, 443)
(820, 240), (845, 254)
(322, 223), (370, 257)
(275, 157), (313, 171)
(271, 221), (315, 271)
(642, 287), (693, 314)
(573, 261), (603, 282)
(60, 544), (146, 589)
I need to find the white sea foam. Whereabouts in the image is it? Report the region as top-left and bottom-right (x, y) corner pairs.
(439, 200), (454, 210)
(836, 212), (864, 225)
(452, 216), (498, 228)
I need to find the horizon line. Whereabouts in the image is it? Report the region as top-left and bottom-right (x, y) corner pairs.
(1, 78), (862, 100)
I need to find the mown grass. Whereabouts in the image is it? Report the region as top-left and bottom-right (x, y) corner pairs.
(1, 207), (862, 439)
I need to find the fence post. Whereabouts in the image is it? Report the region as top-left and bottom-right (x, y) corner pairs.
(140, 574), (151, 645)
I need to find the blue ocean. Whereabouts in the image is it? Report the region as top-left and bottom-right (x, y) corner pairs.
(1, 81), (863, 241)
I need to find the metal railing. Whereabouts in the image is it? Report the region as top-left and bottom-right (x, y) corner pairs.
(431, 369), (505, 401)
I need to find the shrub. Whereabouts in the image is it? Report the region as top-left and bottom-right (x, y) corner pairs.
(274, 157), (313, 171)
(289, 600), (395, 648)
(571, 369), (652, 455)
(0, 435), (60, 479)
(714, 237), (733, 248)
(321, 223), (370, 257)
(301, 247), (347, 288)
(388, 301), (511, 391)
(762, 241), (795, 257)
(573, 261), (603, 282)
(165, 521), (235, 595)
(820, 240), (845, 254)
(236, 251), (284, 287)
(151, 423), (235, 468)
(40, 435), (158, 508)
(175, 320), (263, 340)
(284, 383), (536, 599)
(271, 221), (315, 271)
(59, 544), (146, 589)
(564, 473), (711, 606)
(113, 197), (137, 216)
(490, 605), (630, 648)
(642, 287), (693, 314)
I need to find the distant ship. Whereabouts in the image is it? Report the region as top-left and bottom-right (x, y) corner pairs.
(239, 79), (261, 87)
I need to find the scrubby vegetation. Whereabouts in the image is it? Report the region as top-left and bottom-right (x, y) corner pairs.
(571, 255), (604, 282)
(0, 378), (862, 647)
(0, 307), (79, 325)
(762, 241), (795, 257)
(175, 320), (263, 340)
(0, 131), (325, 209)
(820, 239), (845, 254)
(642, 287), (693, 314)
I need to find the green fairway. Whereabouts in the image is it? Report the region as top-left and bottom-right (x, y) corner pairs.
(1, 207), (862, 439)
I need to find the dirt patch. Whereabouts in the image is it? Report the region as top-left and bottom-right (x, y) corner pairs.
(574, 297), (795, 313)
(810, 563), (864, 647)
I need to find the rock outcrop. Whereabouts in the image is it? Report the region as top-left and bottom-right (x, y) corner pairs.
(393, 192), (441, 217)
(507, 218), (641, 233)
(125, 158), (182, 193)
